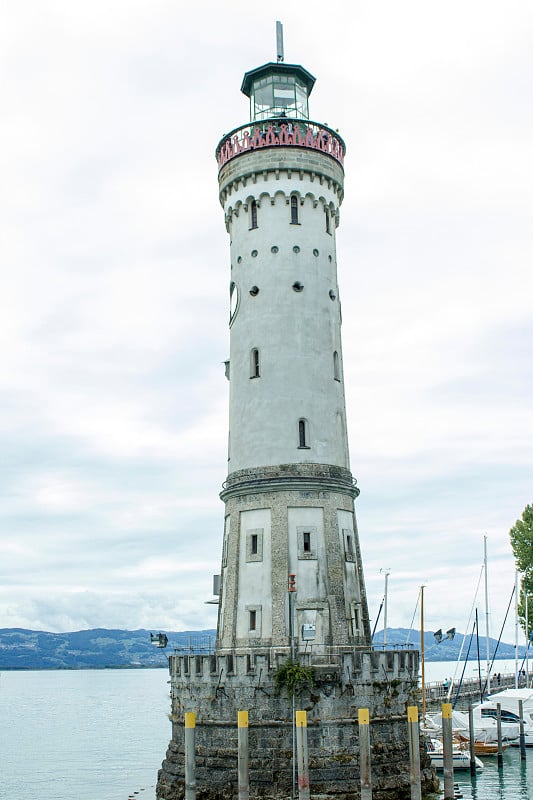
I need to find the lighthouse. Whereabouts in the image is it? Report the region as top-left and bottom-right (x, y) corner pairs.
(157, 29), (435, 800)
(216, 36), (370, 657)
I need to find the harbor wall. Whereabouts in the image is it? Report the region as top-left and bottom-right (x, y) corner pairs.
(157, 648), (438, 800)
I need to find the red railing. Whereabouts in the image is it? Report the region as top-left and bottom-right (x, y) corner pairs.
(216, 119), (346, 171)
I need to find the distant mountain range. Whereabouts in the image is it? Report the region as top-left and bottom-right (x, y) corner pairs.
(0, 628), (217, 670)
(0, 626), (525, 670)
(372, 627), (526, 662)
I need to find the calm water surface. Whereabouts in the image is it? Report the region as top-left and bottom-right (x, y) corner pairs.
(1, 664), (531, 800)
(454, 748), (531, 799)
(0, 668), (170, 800)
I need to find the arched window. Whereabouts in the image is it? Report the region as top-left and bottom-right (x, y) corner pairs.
(290, 195), (299, 225)
(333, 350), (341, 381)
(250, 200), (258, 230)
(298, 418), (309, 448)
(250, 348), (260, 378)
(325, 207), (331, 234)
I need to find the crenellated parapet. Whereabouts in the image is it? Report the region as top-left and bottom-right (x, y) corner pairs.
(168, 647), (418, 698)
(216, 120), (346, 171)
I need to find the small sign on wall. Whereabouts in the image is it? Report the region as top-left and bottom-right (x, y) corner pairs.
(302, 623), (316, 640)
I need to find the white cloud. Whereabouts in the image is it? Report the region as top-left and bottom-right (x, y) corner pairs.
(0, 2), (531, 647)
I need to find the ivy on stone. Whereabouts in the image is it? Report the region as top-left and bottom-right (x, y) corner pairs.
(272, 659), (314, 696)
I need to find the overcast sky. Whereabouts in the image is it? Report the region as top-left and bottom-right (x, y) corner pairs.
(1, 2), (532, 649)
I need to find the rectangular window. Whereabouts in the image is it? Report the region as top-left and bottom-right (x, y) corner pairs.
(250, 200), (258, 230)
(245, 605), (261, 635)
(343, 528), (355, 561)
(298, 418), (308, 448)
(246, 529), (264, 562)
(297, 526), (318, 559)
(291, 196), (299, 224)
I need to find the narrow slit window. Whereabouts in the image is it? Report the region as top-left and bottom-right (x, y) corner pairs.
(325, 208), (331, 234)
(250, 200), (258, 229)
(290, 196), (299, 224)
(250, 348), (260, 378)
(298, 418), (308, 448)
(249, 610), (257, 631)
(303, 531), (311, 553)
(353, 607), (360, 634)
(251, 534), (258, 555)
(333, 350), (340, 381)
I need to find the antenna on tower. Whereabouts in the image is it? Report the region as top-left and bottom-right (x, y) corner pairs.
(276, 21), (284, 62)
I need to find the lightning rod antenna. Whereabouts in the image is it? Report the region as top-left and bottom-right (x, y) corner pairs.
(276, 21), (284, 62)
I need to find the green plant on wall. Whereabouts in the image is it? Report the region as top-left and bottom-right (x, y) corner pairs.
(273, 659), (314, 696)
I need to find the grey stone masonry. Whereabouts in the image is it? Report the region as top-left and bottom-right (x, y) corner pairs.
(216, 464), (371, 652)
(156, 647), (438, 800)
(218, 147), (345, 208)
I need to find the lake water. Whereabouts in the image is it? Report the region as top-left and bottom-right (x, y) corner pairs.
(0, 664), (530, 800)
(0, 668), (170, 800)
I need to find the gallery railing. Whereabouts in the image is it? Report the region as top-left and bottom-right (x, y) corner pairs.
(216, 118), (346, 171)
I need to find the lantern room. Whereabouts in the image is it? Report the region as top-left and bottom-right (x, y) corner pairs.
(241, 62), (316, 122)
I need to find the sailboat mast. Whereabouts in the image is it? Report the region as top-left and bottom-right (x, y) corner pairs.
(420, 585), (426, 719)
(515, 571), (519, 689)
(484, 535), (491, 694)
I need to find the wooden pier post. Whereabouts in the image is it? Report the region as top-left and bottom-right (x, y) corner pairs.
(295, 710), (310, 800)
(407, 706), (421, 800)
(238, 710), (249, 800)
(184, 712), (196, 800)
(358, 708), (372, 800)
(441, 703), (454, 800)
(496, 703), (503, 769)
(518, 699), (526, 761)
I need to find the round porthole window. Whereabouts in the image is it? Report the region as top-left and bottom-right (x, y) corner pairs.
(293, 246), (300, 254)
(329, 290), (336, 300)
(271, 245), (279, 254)
(313, 248), (319, 257)
(249, 286), (259, 296)
(328, 255), (332, 262)
(237, 256), (242, 264)
(292, 281), (304, 292)
(251, 249), (258, 258)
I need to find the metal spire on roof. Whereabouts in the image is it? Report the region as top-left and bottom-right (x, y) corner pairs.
(276, 21), (284, 62)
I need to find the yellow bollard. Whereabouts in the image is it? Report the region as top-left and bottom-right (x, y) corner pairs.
(238, 711), (249, 800)
(407, 706), (421, 800)
(358, 708), (372, 800)
(296, 711), (310, 800)
(184, 712), (196, 800)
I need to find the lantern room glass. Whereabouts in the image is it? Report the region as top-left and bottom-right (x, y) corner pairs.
(250, 74), (309, 121)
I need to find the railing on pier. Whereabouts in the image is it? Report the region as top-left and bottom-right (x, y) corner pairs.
(216, 119), (346, 171)
(424, 670), (526, 709)
(173, 634), (216, 655)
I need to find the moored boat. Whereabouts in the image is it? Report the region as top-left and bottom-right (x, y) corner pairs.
(426, 737), (483, 771)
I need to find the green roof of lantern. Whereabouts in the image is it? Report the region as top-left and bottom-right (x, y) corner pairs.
(241, 62), (316, 98)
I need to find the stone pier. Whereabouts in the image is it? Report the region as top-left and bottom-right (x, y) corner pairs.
(157, 648), (438, 800)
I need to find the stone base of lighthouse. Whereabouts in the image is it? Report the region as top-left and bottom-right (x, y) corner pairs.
(156, 648), (438, 800)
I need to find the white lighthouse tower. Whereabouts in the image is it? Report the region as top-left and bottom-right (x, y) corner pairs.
(157, 29), (434, 800)
(216, 31), (371, 655)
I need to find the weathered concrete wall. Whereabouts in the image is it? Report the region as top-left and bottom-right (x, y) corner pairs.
(217, 468), (370, 653)
(157, 649), (438, 800)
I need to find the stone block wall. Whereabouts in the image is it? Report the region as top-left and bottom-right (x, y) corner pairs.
(156, 648), (438, 800)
